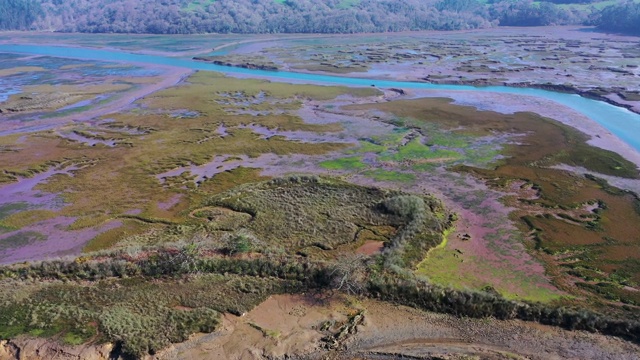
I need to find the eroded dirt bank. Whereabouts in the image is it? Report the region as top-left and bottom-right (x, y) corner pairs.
(155, 295), (640, 360)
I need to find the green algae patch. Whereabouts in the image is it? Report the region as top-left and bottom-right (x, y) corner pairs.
(380, 138), (462, 163)
(320, 156), (366, 170)
(426, 131), (470, 148)
(349, 140), (386, 154)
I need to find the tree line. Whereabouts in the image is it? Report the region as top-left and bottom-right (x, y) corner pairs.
(592, 1), (640, 35)
(0, 0), (594, 34)
(0, 0), (42, 30)
(0, 0), (637, 38)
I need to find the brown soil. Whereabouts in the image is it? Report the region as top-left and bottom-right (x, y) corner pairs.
(152, 295), (640, 360)
(355, 241), (385, 255)
(158, 294), (350, 360)
(0, 338), (113, 360)
(4, 295), (638, 360)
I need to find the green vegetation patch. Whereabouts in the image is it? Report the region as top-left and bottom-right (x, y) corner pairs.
(0, 210), (58, 229)
(0, 202), (29, 221)
(0, 273), (293, 357)
(205, 176), (447, 257)
(380, 138), (462, 163)
(349, 140), (386, 154)
(347, 97), (640, 306)
(0, 231), (46, 252)
(319, 156), (367, 170)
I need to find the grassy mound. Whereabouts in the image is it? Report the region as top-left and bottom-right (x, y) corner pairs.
(202, 176), (449, 263)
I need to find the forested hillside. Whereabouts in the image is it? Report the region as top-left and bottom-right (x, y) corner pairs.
(0, 0), (637, 36)
(593, 2), (640, 35)
(0, 0), (42, 30)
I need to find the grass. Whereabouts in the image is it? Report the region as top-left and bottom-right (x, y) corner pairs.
(0, 231), (46, 252)
(62, 327), (95, 346)
(203, 176), (446, 256)
(2, 71), (379, 251)
(0, 210), (58, 230)
(349, 140), (386, 154)
(0, 273), (296, 357)
(319, 156), (366, 170)
(198, 166), (271, 195)
(380, 138), (462, 163)
(83, 220), (154, 253)
(347, 97), (640, 305)
(0, 202), (29, 221)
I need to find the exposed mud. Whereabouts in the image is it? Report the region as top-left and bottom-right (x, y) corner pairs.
(154, 295), (640, 360)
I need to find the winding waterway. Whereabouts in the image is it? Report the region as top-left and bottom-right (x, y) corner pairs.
(1, 44), (640, 152)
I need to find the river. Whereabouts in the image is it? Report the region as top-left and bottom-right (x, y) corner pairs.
(1, 43), (639, 152)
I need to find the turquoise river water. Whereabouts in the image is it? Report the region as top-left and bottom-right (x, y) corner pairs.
(1, 44), (639, 152)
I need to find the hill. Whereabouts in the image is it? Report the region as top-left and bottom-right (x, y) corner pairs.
(0, 0), (587, 34)
(0, 1), (637, 44)
(592, 1), (640, 35)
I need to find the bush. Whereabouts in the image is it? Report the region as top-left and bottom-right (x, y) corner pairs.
(222, 230), (261, 255)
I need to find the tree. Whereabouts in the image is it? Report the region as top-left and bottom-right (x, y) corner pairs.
(0, 0), (42, 30)
(594, 1), (640, 35)
(328, 254), (369, 295)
